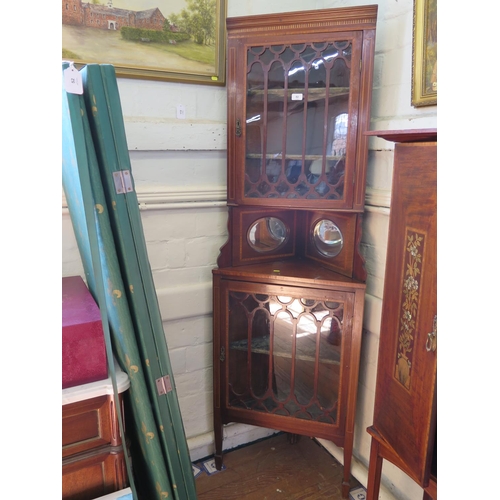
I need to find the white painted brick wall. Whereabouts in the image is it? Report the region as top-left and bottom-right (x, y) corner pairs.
(62, 1), (436, 497)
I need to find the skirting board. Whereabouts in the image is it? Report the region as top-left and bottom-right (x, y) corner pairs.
(187, 423), (280, 462)
(316, 438), (412, 500)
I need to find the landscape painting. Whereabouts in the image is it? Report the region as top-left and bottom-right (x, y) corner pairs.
(411, 0), (437, 106)
(62, 0), (226, 85)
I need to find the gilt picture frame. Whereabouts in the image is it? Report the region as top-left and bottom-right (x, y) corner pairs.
(62, 0), (227, 86)
(411, 0), (437, 107)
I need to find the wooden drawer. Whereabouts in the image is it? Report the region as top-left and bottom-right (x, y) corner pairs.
(62, 447), (127, 500)
(63, 394), (122, 459)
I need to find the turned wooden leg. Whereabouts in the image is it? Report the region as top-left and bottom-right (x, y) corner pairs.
(366, 438), (383, 500)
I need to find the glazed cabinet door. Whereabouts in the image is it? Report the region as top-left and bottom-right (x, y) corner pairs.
(218, 278), (358, 440)
(373, 141), (437, 486)
(227, 31), (365, 210)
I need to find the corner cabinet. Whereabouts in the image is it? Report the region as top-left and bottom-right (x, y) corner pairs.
(365, 130), (437, 500)
(213, 6), (377, 498)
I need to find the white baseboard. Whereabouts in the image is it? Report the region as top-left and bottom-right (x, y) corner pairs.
(315, 438), (415, 500)
(187, 423), (280, 462)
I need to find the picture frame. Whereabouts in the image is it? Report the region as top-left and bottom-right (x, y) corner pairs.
(62, 0), (227, 86)
(411, 0), (437, 107)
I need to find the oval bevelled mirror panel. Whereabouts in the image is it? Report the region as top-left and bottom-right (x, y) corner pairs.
(248, 217), (288, 253)
(312, 219), (343, 257)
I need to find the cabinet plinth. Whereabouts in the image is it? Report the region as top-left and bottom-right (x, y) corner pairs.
(214, 6), (377, 498)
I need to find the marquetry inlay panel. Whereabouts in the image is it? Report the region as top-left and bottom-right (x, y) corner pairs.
(394, 229), (425, 390)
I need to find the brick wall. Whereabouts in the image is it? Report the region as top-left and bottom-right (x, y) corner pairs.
(62, 0), (83, 26)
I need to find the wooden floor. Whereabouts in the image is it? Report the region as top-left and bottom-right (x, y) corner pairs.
(195, 433), (363, 499)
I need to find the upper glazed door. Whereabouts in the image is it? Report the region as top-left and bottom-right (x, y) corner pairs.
(230, 32), (363, 209)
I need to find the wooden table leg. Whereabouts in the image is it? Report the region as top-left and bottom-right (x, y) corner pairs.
(366, 438), (383, 500)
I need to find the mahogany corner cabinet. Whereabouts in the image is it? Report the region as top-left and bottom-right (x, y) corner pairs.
(212, 6), (377, 498)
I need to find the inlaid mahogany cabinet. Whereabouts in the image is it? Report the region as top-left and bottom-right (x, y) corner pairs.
(212, 6), (377, 498)
(365, 129), (437, 500)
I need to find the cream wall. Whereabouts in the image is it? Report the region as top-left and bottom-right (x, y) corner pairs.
(62, 1), (437, 499)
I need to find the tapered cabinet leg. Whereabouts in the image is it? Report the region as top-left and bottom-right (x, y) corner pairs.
(340, 430), (354, 499)
(366, 438), (383, 500)
(214, 408), (223, 470)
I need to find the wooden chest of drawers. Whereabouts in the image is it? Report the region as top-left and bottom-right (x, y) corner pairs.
(62, 370), (130, 500)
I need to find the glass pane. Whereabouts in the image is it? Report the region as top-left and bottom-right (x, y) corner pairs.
(246, 61), (265, 187)
(273, 310), (293, 402)
(325, 54), (350, 200)
(304, 57), (327, 197)
(227, 294), (250, 400)
(285, 60), (305, 187)
(227, 290), (343, 423)
(244, 40), (352, 202)
(266, 60), (285, 185)
(294, 312), (317, 406)
(251, 308), (270, 398)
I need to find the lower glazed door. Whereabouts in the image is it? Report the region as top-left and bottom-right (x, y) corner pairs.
(228, 281), (350, 424)
(213, 273), (365, 498)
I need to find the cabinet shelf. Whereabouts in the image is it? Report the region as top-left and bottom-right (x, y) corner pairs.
(247, 87), (350, 100)
(229, 335), (341, 365)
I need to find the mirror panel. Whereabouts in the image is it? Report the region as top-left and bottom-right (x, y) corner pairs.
(248, 217), (288, 253)
(312, 219), (343, 257)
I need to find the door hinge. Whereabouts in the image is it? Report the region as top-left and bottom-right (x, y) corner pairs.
(112, 170), (134, 194)
(156, 375), (173, 396)
(220, 347), (225, 362)
(359, 58), (362, 73)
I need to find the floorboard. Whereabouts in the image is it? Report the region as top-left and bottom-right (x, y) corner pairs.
(195, 433), (363, 500)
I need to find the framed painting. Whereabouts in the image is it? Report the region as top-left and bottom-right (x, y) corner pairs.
(62, 0), (227, 86)
(411, 0), (437, 107)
